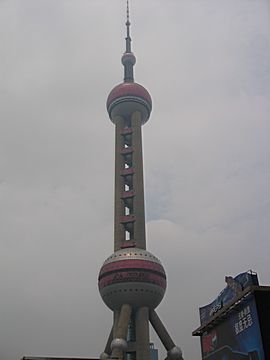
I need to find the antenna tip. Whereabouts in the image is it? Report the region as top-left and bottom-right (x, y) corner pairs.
(126, 0), (130, 21)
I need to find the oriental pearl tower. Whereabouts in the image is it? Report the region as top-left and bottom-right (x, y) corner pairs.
(98, 3), (183, 360)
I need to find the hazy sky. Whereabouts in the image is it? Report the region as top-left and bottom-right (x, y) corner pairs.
(1, 1), (270, 360)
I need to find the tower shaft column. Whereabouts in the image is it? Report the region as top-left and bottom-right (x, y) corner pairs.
(114, 116), (125, 251)
(131, 111), (146, 249)
(113, 111), (146, 251)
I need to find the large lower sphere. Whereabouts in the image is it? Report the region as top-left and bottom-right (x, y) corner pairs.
(107, 82), (152, 125)
(98, 248), (166, 310)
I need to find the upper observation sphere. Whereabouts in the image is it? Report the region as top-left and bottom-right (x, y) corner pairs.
(107, 82), (152, 125)
(121, 52), (136, 66)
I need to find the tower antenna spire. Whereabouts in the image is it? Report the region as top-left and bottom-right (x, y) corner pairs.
(121, 0), (136, 82)
(125, 0), (131, 52)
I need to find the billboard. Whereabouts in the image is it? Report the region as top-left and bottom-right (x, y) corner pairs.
(200, 293), (264, 360)
(199, 271), (258, 326)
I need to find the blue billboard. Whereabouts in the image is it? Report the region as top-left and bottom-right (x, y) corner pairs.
(199, 271), (258, 326)
(200, 293), (264, 360)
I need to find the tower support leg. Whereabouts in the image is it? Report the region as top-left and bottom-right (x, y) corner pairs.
(149, 310), (183, 360)
(135, 307), (150, 360)
(100, 327), (113, 360)
(111, 304), (132, 359)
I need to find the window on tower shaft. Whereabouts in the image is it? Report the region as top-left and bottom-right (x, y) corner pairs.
(125, 230), (130, 241)
(123, 134), (132, 147)
(125, 184), (130, 191)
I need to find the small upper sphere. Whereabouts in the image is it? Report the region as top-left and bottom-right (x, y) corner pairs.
(107, 82), (152, 125)
(98, 248), (166, 311)
(121, 52), (136, 66)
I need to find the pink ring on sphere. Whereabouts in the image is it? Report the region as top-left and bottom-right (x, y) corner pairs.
(98, 248), (166, 310)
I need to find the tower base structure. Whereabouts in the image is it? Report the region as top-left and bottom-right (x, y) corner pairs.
(192, 271), (270, 360)
(99, 249), (183, 360)
(100, 307), (183, 360)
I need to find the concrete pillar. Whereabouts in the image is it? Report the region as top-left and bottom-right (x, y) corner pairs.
(149, 310), (175, 351)
(135, 307), (150, 360)
(104, 327), (113, 356)
(131, 111), (146, 250)
(111, 304), (132, 360)
(113, 310), (120, 338)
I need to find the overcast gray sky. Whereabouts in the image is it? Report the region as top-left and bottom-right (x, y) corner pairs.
(1, 1), (270, 359)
